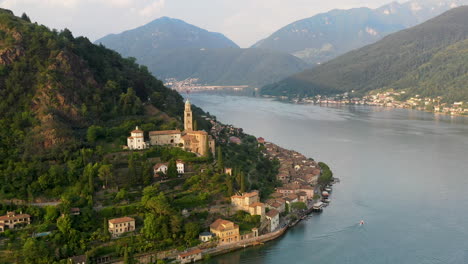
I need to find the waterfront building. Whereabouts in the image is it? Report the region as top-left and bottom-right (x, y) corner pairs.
(178, 249), (202, 264)
(108, 217), (135, 238)
(210, 219), (240, 244)
(266, 209), (280, 232)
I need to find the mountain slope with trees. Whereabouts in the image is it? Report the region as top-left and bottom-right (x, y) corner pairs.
(253, 0), (468, 64)
(261, 6), (468, 102)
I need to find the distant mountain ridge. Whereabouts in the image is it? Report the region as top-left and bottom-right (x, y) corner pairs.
(253, 0), (468, 64)
(96, 17), (309, 87)
(96, 16), (239, 55)
(261, 6), (468, 103)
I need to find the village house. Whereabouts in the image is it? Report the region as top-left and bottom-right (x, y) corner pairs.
(127, 126), (148, 150)
(70, 208), (81, 216)
(108, 217), (135, 238)
(265, 209), (280, 232)
(178, 249), (202, 264)
(199, 231), (214, 242)
(210, 219), (240, 244)
(149, 130), (182, 146)
(231, 191), (266, 219)
(153, 163), (168, 175)
(176, 160), (185, 174)
(283, 194), (299, 205)
(266, 198), (286, 214)
(225, 168), (232, 175)
(0, 211), (31, 231)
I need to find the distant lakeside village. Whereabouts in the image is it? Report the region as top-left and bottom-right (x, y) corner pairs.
(1, 99), (336, 263)
(265, 91), (468, 116)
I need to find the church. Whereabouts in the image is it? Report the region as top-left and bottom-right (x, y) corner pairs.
(127, 99), (215, 156)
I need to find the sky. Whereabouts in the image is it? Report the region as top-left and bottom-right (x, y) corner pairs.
(0, 0), (398, 47)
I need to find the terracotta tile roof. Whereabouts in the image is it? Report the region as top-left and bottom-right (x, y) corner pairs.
(210, 219), (237, 231)
(249, 202), (264, 208)
(266, 209), (279, 218)
(109, 217), (134, 225)
(149, 130), (181, 135)
(153, 163), (168, 169)
(0, 212), (30, 221)
(178, 248), (202, 258)
(188, 130), (208, 135)
(131, 129), (143, 133)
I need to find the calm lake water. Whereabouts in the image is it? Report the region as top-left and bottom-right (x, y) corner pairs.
(188, 94), (468, 264)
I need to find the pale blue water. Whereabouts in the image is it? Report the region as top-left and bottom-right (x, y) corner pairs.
(188, 94), (468, 264)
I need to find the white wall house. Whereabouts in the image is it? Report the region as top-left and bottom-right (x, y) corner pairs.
(176, 160), (185, 174)
(266, 209), (279, 232)
(127, 126), (148, 150)
(154, 163), (168, 175)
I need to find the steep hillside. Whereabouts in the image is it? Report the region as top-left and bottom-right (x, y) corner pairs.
(0, 9), (184, 198)
(141, 47), (310, 86)
(95, 16), (239, 55)
(253, 0), (468, 64)
(261, 6), (468, 102)
(95, 17), (309, 86)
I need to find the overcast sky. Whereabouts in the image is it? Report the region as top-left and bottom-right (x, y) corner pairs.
(0, 0), (398, 47)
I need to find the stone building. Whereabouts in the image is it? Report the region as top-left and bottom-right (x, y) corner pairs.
(108, 217), (135, 238)
(178, 249), (202, 264)
(266, 209), (280, 232)
(210, 219), (240, 244)
(231, 191), (265, 219)
(147, 99), (216, 156)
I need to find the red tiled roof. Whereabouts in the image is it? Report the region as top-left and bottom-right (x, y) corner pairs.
(210, 219), (237, 231)
(153, 163), (168, 169)
(109, 217), (134, 224)
(0, 212), (30, 221)
(178, 249), (202, 258)
(249, 202), (264, 208)
(266, 209), (279, 218)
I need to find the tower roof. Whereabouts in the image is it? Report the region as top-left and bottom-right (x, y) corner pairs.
(185, 99), (190, 105)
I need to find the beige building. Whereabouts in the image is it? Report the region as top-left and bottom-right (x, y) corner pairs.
(147, 99), (215, 156)
(108, 217), (135, 238)
(210, 219), (240, 244)
(231, 191), (265, 219)
(127, 127), (148, 150)
(149, 130), (182, 146)
(0, 211), (31, 231)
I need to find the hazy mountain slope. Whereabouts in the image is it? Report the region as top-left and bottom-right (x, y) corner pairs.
(261, 6), (468, 102)
(96, 17), (309, 86)
(96, 16), (239, 56)
(141, 48), (310, 86)
(253, 0), (468, 64)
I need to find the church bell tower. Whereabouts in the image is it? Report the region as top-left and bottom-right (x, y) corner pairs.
(184, 99), (193, 131)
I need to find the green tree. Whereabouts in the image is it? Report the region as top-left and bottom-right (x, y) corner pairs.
(184, 222), (200, 243)
(226, 176), (233, 197)
(21, 12), (31, 22)
(290, 202), (307, 211)
(57, 214), (72, 235)
(98, 164), (112, 188)
(22, 238), (50, 264)
(44, 206), (59, 222)
(167, 159), (177, 178)
(142, 213), (159, 240)
(217, 146), (224, 172)
(240, 172), (246, 193)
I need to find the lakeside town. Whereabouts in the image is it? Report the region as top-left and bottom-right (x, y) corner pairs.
(164, 78), (250, 93)
(264, 91), (468, 116)
(1, 99), (334, 264)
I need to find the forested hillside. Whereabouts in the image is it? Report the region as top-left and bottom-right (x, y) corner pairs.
(0, 8), (185, 200)
(261, 6), (468, 102)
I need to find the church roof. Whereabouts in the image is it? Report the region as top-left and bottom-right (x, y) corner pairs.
(149, 130), (182, 135)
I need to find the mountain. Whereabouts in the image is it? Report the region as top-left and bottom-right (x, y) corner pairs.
(96, 16), (239, 54)
(95, 17), (309, 87)
(139, 47), (310, 86)
(252, 0), (468, 64)
(261, 6), (468, 102)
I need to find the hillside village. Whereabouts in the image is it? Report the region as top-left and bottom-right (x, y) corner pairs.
(0, 97), (332, 264)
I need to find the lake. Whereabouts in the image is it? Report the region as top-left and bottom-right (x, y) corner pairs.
(188, 94), (468, 264)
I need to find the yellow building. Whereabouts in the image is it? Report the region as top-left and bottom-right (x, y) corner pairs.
(147, 99), (215, 156)
(231, 191), (265, 220)
(210, 219), (240, 244)
(108, 217), (135, 238)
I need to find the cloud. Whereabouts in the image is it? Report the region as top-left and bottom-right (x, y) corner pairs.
(1, 0), (79, 8)
(139, 0), (165, 17)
